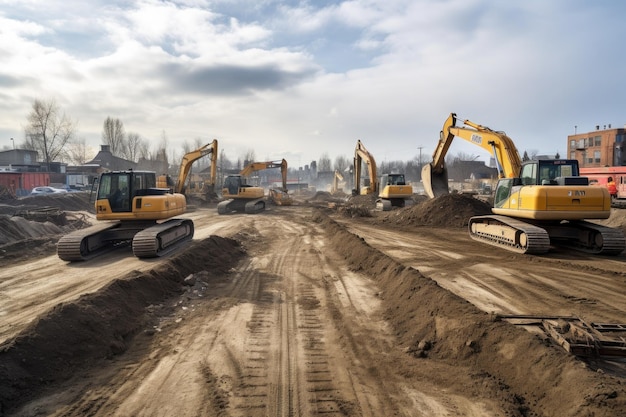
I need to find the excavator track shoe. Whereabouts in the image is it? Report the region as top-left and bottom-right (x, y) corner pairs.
(468, 215), (551, 254)
(132, 218), (194, 258)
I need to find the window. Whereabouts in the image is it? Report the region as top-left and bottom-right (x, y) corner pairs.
(594, 136), (602, 146)
(570, 140), (576, 149)
(570, 151), (576, 159)
(594, 150), (601, 163)
(578, 138), (586, 148)
(520, 163), (536, 185)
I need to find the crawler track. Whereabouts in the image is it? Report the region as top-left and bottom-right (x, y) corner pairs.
(468, 215), (551, 254)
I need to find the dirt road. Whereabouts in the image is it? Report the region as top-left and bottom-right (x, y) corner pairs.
(1, 201), (625, 416)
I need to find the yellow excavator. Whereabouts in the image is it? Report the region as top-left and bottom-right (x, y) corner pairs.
(57, 170), (194, 261)
(352, 139), (413, 210)
(331, 170), (345, 195)
(422, 113), (625, 255)
(158, 140), (218, 204)
(217, 159), (291, 214)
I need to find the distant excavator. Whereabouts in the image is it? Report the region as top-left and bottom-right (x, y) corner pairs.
(421, 113), (625, 255)
(330, 170), (345, 195)
(352, 139), (413, 210)
(158, 140), (218, 204)
(217, 159), (292, 214)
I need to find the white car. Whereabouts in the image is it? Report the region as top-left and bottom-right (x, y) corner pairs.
(30, 186), (68, 195)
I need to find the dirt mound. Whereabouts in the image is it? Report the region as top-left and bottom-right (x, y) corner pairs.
(2, 192), (96, 214)
(313, 209), (626, 417)
(0, 235), (246, 414)
(380, 193), (492, 228)
(0, 215), (64, 245)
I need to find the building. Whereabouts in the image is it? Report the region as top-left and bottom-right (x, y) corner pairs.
(568, 125), (626, 168)
(86, 145), (138, 171)
(0, 149), (41, 171)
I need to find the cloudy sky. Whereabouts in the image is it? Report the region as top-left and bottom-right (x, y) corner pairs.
(1, 0), (624, 168)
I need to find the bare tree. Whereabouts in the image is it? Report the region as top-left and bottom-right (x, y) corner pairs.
(243, 149), (256, 167)
(333, 155), (349, 173)
(138, 140), (150, 160)
(102, 117), (126, 156)
(126, 132), (143, 162)
(219, 149), (233, 170)
(65, 136), (92, 165)
(24, 98), (76, 166)
(318, 152), (332, 172)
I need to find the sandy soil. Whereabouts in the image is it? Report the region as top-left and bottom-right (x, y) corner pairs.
(0, 193), (625, 416)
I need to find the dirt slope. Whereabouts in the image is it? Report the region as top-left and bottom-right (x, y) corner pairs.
(0, 194), (625, 416)
(0, 236), (245, 414)
(314, 210), (626, 417)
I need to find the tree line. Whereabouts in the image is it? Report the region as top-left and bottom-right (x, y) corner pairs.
(17, 98), (552, 182)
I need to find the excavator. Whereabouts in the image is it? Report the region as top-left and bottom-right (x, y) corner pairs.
(217, 159), (291, 214)
(157, 140), (218, 204)
(352, 139), (413, 210)
(422, 113), (625, 255)
(57, 170), (194, 261)
(330, 170), (345, 195)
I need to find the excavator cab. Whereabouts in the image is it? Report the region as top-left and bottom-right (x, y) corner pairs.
(223, 175), (245, 196)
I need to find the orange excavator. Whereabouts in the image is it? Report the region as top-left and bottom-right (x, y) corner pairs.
(217, 159), (291, 214)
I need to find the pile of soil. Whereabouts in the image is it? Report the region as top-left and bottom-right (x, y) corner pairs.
(0, 235), (246, 413)
(0, 192), (96, 214)
(313, 209), (626, 416)
(383, 193), (493, 228)
(0, 193), (95, 263)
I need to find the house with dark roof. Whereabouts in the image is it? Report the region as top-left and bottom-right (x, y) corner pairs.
(86, 145), (138, 172)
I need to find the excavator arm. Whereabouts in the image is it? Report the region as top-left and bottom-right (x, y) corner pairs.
(422, 113), (522, 198)
(174, 140), (218, 194)
(331, 170), (344, 194)
(352, 140), (377, 195)
(240, 159), (288, 192)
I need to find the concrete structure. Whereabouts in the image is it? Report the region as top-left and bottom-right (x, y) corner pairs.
(568, 125), (626, 168)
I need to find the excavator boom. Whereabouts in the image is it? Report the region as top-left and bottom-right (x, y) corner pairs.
(176, 140), (218, 194)
(423, 113), (521, 198)
(352, 140), (377, 195)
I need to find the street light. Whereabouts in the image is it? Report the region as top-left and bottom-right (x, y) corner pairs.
(10, 137), (14, 150)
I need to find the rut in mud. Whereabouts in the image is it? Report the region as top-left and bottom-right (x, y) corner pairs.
(0, 193), (625, 416)
(0, 236), (245, 415)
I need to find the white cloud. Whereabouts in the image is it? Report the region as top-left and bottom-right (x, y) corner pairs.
(0, 0), (625, 166)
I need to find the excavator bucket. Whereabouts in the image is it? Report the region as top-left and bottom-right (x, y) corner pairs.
(421, 163), (449, 199)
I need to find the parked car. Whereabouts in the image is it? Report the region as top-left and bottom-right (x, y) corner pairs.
(30, 186), (68, 195)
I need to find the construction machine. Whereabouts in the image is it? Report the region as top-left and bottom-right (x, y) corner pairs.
(422, 113), (625, 255)
(57, 170), (194, 261)
(331, 170), (345, 195)
(352, 139), (413, 210)
(217, 159), (291, 214)
(158, 140), (218, 204)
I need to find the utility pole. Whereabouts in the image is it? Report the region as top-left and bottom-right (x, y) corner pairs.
(418, 146), (423, 180)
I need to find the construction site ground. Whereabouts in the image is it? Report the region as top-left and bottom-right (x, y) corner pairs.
(1, 191), (626, 416)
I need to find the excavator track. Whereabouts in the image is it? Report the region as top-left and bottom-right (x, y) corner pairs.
(544, 220), (626, 255)
(244, 198), (265, 214)
(217, 198), (265, 214)
(132, 218), (194, 258)
(57, 222), (125, 261)
(468, 215), (551, 254)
